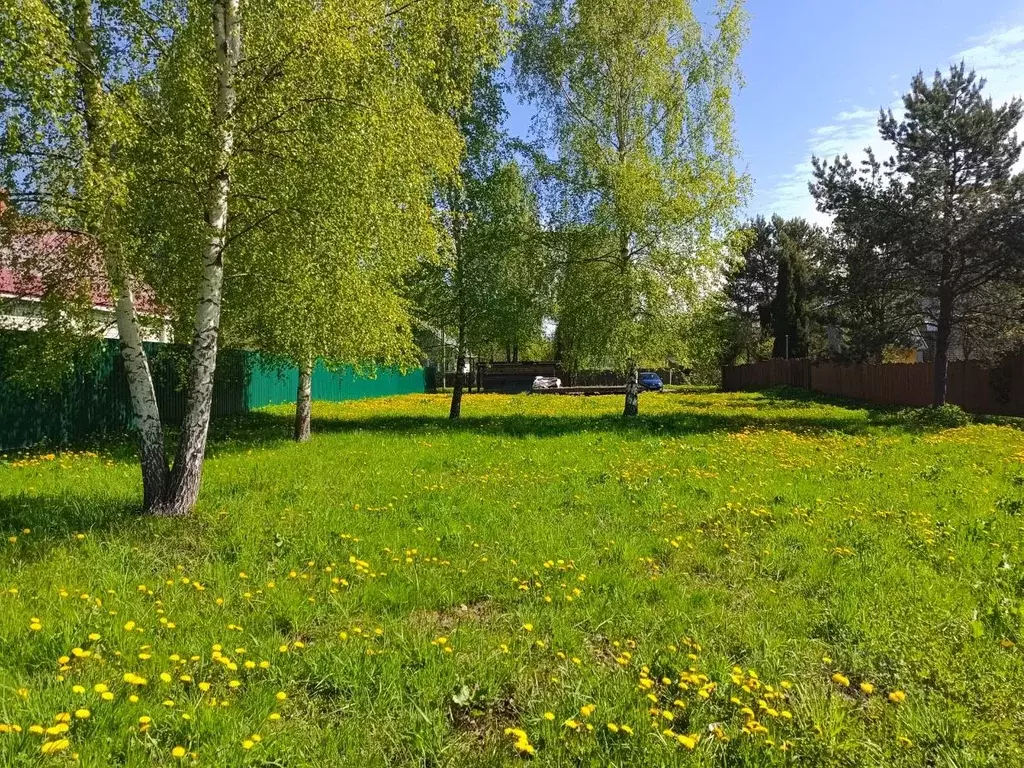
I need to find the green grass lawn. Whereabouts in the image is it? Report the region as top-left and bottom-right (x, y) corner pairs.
(2, 390), (1024, 766)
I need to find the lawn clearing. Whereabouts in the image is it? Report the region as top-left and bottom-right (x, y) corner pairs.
(2, 390), (1024, 766)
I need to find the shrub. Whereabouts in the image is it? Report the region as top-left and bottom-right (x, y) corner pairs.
(897, 403), (972, 428)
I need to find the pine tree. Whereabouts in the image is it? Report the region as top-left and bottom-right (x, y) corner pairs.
(814, 64), (1024, 404)
(771, 238), (809, 359)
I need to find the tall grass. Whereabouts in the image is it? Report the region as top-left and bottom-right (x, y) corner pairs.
(1, 391), (1023, 766)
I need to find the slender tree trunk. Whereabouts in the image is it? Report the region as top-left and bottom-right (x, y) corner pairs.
(72, 0), (169, 511)
(448, 181), (466, 421)
(157, 0), (240, 516)
(623, 360), (639, 417)
(115, 291), (169, 509)
(294, 358), (312, 441)
(933, 288), (953, 406)
(450, 323), (466, 420)
(617, 215), (640, 417)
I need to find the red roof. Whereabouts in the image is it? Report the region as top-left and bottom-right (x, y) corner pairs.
(0, 222), (161, 314)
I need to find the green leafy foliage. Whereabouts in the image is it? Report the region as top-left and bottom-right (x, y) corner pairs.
(412, 65), (551, 381)
(722, 215), (827, 364)
(515, 0), (748, 383)
(897, 404), (972, 429)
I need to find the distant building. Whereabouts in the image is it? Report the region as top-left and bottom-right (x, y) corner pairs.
(0, 214), (169, 342)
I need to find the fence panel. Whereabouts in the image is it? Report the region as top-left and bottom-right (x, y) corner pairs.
(724, 356), (1024, 417)
(0, 332), (426, 450)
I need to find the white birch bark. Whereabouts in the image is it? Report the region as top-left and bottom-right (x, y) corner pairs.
(72, 0), (170, 509)
(294, 358), (312, 442)
(159, 0), (240, 515)
(623, 359), (639, 417)
(114, 289), (169, 509)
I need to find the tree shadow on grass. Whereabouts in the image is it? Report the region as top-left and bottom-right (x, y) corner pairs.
(0, 389), (918, 467)
(0, 389), (961, 540)
(201, 394), (906, 452)
(0, 490), (140, 539)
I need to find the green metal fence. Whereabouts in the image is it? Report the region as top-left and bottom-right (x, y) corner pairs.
(0, 333), (426, 450)
(244, 358), (426, 410)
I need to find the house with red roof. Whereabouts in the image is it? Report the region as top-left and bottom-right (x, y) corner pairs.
(0, 199), (170, 342)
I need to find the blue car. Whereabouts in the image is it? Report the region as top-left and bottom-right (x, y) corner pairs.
(639, 372), (663, 391)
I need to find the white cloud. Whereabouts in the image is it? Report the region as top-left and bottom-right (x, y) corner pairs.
(760, 23), (1024, 224)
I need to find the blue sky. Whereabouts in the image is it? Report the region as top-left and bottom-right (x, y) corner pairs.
(504, 0), (1024, 225)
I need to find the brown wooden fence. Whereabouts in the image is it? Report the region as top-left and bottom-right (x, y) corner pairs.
(722, 356), (1024, 416)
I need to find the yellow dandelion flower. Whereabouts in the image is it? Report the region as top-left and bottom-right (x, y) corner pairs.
(40, 739), (70, 755)
(677, 734), (698, 750)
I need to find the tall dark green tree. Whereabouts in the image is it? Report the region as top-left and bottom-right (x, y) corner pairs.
(723, 215), (824, 361)
(771, 234), (809, 358)
(723, 216), (776, 358)
(813, 64), (1024, 404)
(818, 216), (920, 363)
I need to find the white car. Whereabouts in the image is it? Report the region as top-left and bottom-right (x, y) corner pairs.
(532, 376), (561, 390)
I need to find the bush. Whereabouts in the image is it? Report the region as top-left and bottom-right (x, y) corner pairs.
(897, 403), (972, 428)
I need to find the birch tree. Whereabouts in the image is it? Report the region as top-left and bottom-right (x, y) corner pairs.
(219, 0), (508, 439)
(515, 0), (747, 415)
(1, 0), (505, 512)
(1, 0), (193, 510)
(412, 66), (547, 419)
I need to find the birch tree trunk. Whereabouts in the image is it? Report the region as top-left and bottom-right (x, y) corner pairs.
(448, 185), (466, 421)
(158, 0), (240, 515)
(115, 291), (169, 508)
(617, 218), (639, 418)
(449, 328), (465, 420)
(72, 0), (170, 510)
(294, 358), (312, 441)
(623, 359), (639, 417)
